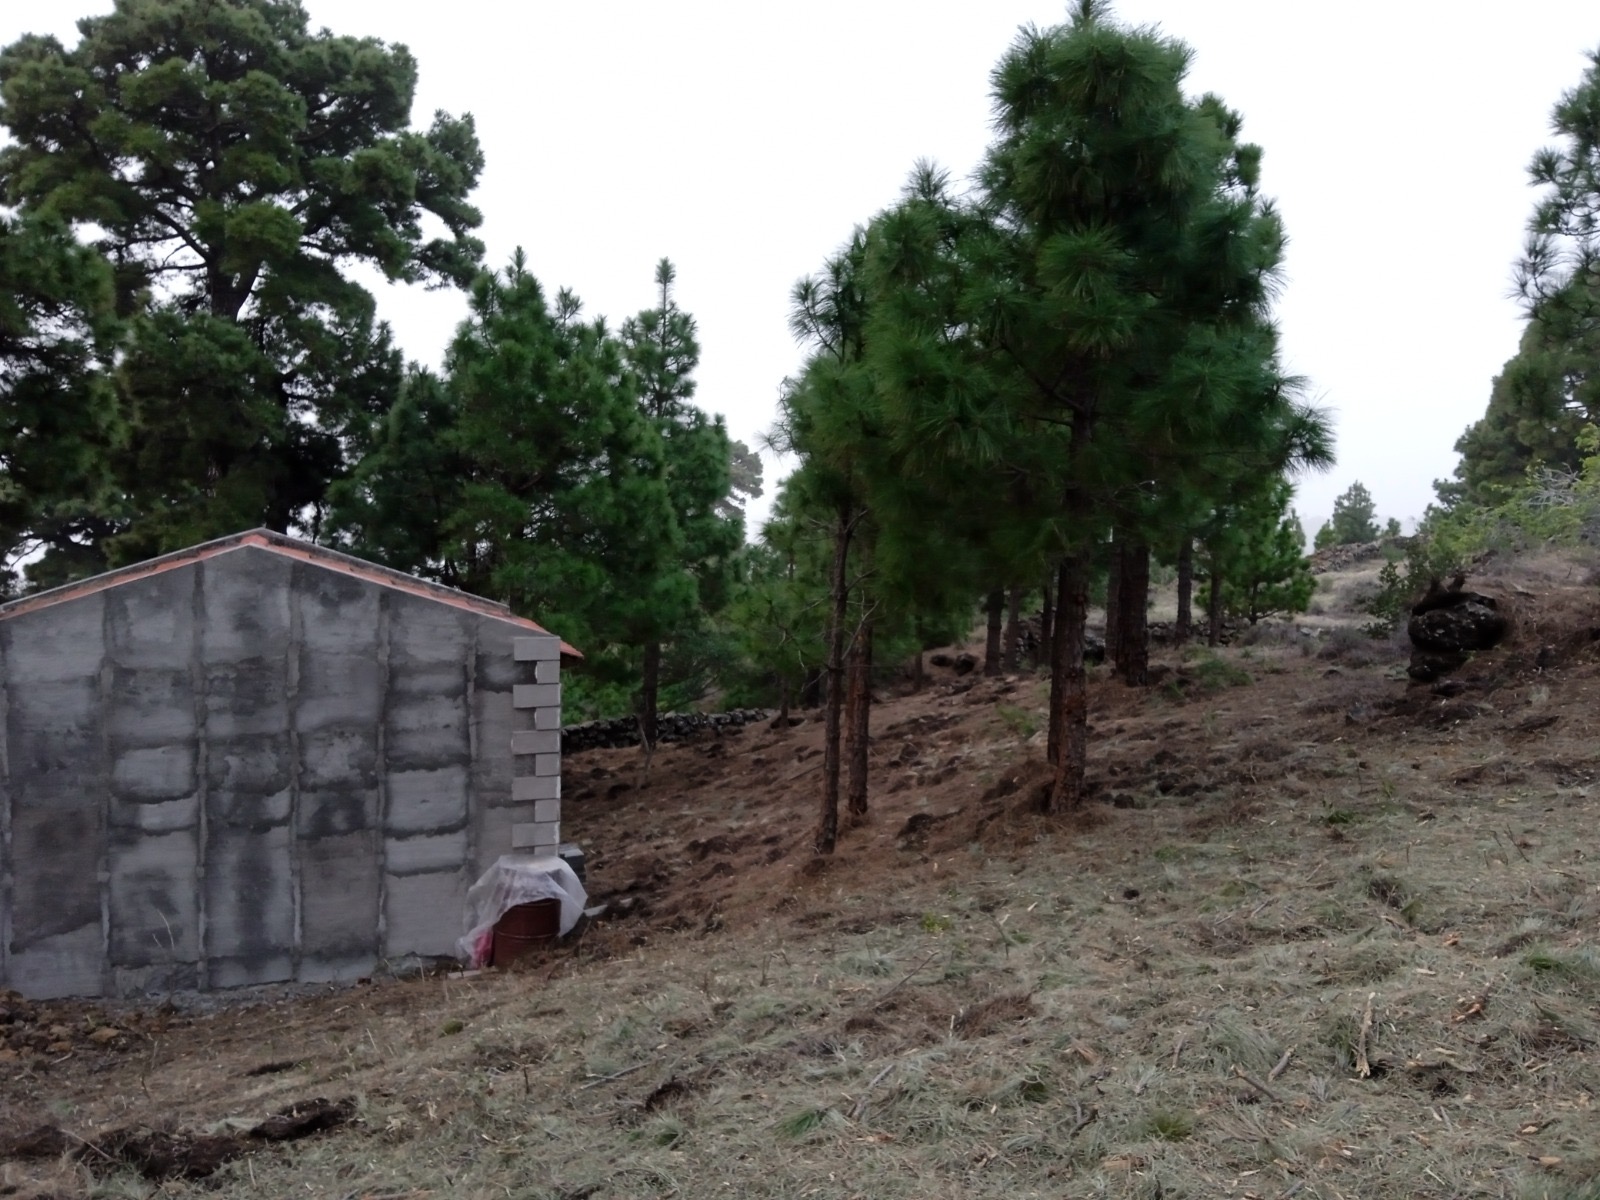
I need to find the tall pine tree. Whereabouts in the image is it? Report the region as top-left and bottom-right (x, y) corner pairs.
(621, 260), (740, 747)
(1446, 48), (1600, 507)
(0, 0), (484, 572)
(776, 232), (878, 854)
(329, 252), (679, 662)
(868, 3), (1299, 811)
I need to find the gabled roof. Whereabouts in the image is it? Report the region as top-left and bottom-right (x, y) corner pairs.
(0, 529), (582, 661)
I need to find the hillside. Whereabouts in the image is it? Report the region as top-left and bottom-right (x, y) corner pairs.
(4, 551), (1600, 1200)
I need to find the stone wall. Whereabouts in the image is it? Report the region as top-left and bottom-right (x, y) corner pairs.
(0, 543), (561, 999)
(559, 708), (771, 753)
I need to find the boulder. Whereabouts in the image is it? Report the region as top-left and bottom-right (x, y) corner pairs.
(1406, 589), (1507, 681)
(1406, 649), (1470, 683)
(1408, 592), (1507, 654)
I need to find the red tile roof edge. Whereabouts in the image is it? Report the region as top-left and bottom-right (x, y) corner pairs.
(0, 529), (582, 660)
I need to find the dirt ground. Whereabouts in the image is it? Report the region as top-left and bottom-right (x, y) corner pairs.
(4, 552), (1600, 1199)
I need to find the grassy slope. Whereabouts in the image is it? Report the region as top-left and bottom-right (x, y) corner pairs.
(4, 554), (1600, 1200)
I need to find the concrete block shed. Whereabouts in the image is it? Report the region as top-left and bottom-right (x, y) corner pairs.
(0, 529), (578, 999)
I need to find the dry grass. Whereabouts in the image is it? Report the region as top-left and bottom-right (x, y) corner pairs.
(6, 555), (1600, 1200)
(1304, 559), (1392, 628)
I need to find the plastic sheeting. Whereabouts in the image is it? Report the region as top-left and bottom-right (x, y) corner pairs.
(458, 855), (588, 967)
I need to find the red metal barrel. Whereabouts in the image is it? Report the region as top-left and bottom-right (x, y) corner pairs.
(490, 898), (561, 966)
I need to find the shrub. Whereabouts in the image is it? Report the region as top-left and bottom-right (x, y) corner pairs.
(1193, 655), (1252, 690)
(1317, 625), (1380, 664)
(1374, 423), (1600, 639)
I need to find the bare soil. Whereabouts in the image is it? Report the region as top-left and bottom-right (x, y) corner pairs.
(4, 553), (1600, 1200)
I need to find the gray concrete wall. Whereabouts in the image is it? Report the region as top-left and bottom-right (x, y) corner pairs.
(0, 544), (561, 999)
(2, 590), (108, 997)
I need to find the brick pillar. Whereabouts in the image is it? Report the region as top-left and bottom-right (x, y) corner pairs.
(510, 636), (561, 858)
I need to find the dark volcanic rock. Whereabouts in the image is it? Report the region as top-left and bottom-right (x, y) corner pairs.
(1146, 620), (1239, 646)
(1407, 649), (1470, 683)
(561, 709), (771, 754)
(1408, 593), (1507, 655)
(1406, 589), (1507, 682)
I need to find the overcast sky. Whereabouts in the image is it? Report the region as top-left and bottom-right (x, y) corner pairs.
(8, 1), (1600, 537)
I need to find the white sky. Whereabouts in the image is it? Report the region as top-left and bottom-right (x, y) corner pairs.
(8, 1), (1599, 537)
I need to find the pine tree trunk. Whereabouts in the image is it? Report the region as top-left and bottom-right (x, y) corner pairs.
(817, 505), (855, 855)
(1207, 561), (1223, 648)
(983, 589), (1004, 676)
(776, 679), (791, 728)
(1045, 553), (1092, 812)
(845, 608), (873, 821)
(1045, 569), (1060, 766)
(1175, 536), (1194, 645)
(1104, 542), (1122, 666)
(640, 640), (661, 748)
(801, 668), (823, 709)
(1039, 581), (1054, 673)
(1116, 541), (1150, 686)
(1002, 585), (1022, 673)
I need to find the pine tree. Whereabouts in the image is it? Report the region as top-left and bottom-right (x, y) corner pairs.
(0, 213), (122, 592)
(776, 216), (998, 849)
(453, 257), (684, 659)
(1516, 46), (1600, 336)
(1447, 303), (1599, 506)
(1171, 388), (1332, 643)
(1213, 479), (1314, 625)
(621, 259), (740, 748)
(323, 368), (470, 582)
(861, 163), (1060, 685)
(729, 488), (831, 722)
(1445, 48), (1600, 508)
(1326, 481), (1380, 545)
(721, 440), (766, 521)
(1098, 85), (1334, 685)
(329, 252), (680, 662)
(0, 0), (484, 568)
(867, 4), (1303, 812)
(776, 233), (879, 853)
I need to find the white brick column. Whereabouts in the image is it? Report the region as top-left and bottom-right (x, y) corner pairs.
(510, 636), (560, 857)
